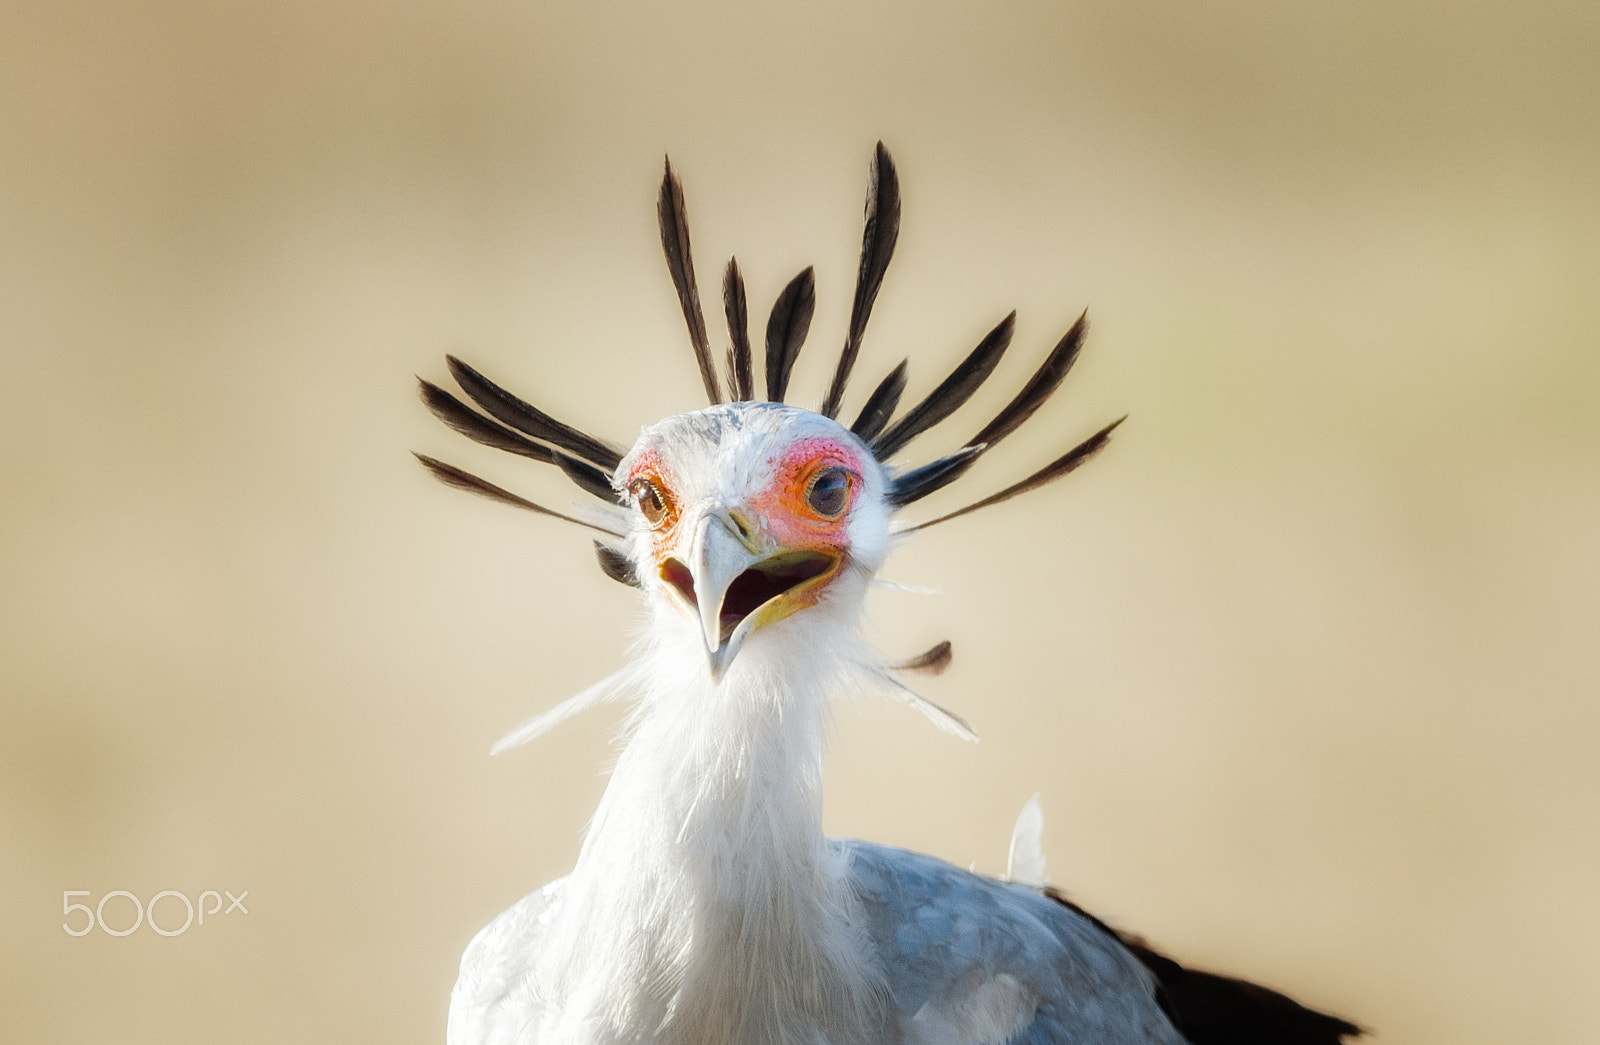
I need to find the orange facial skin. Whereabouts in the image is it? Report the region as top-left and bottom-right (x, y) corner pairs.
(626, 438), (867, 623)
(736, 438), (866, 623)
(624, 448), (685, 562)
(625, 439), (866, 551)
(746, 438), (865, 551)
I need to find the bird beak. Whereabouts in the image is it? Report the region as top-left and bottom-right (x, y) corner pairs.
(663, 508), (840, 681)
(688, 513), (761, 679)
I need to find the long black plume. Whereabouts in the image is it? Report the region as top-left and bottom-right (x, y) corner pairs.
(904, 417), (1125, 530)
(966, 311), (1089, 451)
(417, 378), (555, 463)
(872, 312), (1016, 460)
(657, 158), (721, 404)
(885, 445), (987, 508)
(446, 355), (623, 472)
(765, 267), (816, 403)
(593, 541), (640, 587)
(849, 358), (909, 442)
(723, 257), (754, 401)
(412, 453), (628, 537)
(820, 142), (900, 419)
(552, 449), (618, 502)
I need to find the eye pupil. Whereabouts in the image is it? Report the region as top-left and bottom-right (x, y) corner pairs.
(807, 467), (851, 517)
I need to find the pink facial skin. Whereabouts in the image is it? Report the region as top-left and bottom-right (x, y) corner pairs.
(746, 438), (866, 552)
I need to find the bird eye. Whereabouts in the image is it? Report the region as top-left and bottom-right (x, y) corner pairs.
(629, 478), (670, 527)
(806, 467), (852, 517)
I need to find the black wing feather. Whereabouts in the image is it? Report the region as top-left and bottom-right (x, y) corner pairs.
(446, 355), (623, 472)
(872, 312), (1016, 460)
(820, 142), (900, 418)
(765, 267), (816, 403)
(658, 157), (721, 404)
(1043, 887), (1363, 1045)
(723, 257), (754, 401)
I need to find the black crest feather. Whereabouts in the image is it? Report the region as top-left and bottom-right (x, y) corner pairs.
(446, 355), (623, 472)
(886, 640), (953, 676)
(412, 453), (626, 537)
(417, 378), (555, 463)
(420, 147), (1122, 550)
(723, 257), (754, 401)
(821, 142), (900, 419)
(872, 312), (1016, 460)
(849, 358), (909, 443)
(765, 267), (816, 403)
(593, 541), (640, 587)
(658, 157), (721, 404)
(885, 445), (987, 508)
(552, 449), (619, 502)
(966, 311), (1088, 451)
(906, 417), (1124, 530)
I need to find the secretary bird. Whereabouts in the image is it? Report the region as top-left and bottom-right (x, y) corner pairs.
(419, 144), (1361, 1045)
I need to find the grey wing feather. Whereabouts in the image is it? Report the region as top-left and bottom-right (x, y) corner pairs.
(842, 842), (1185, 1045)
(448, 879), (565, 1045)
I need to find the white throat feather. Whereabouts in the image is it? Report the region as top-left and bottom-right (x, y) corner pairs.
(527, 604), (890, 1045)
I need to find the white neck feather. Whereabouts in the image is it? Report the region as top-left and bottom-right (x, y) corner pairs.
(533, 606), (887, 1045)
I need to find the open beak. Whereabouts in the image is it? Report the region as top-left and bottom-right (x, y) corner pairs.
(658, 509), (839, 681)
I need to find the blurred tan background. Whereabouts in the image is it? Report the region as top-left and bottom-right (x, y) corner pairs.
(2, 1), (1596, 1042)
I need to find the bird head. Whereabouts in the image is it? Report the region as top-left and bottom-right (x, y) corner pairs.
(618, 403), (890, 680)
(415, 143), (1122, 696)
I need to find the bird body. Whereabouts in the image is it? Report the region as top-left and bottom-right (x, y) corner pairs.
(423, 148), (1360, 1045)
(445, 402), (1169, 1044)
(452, 842), (1186, 1045)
